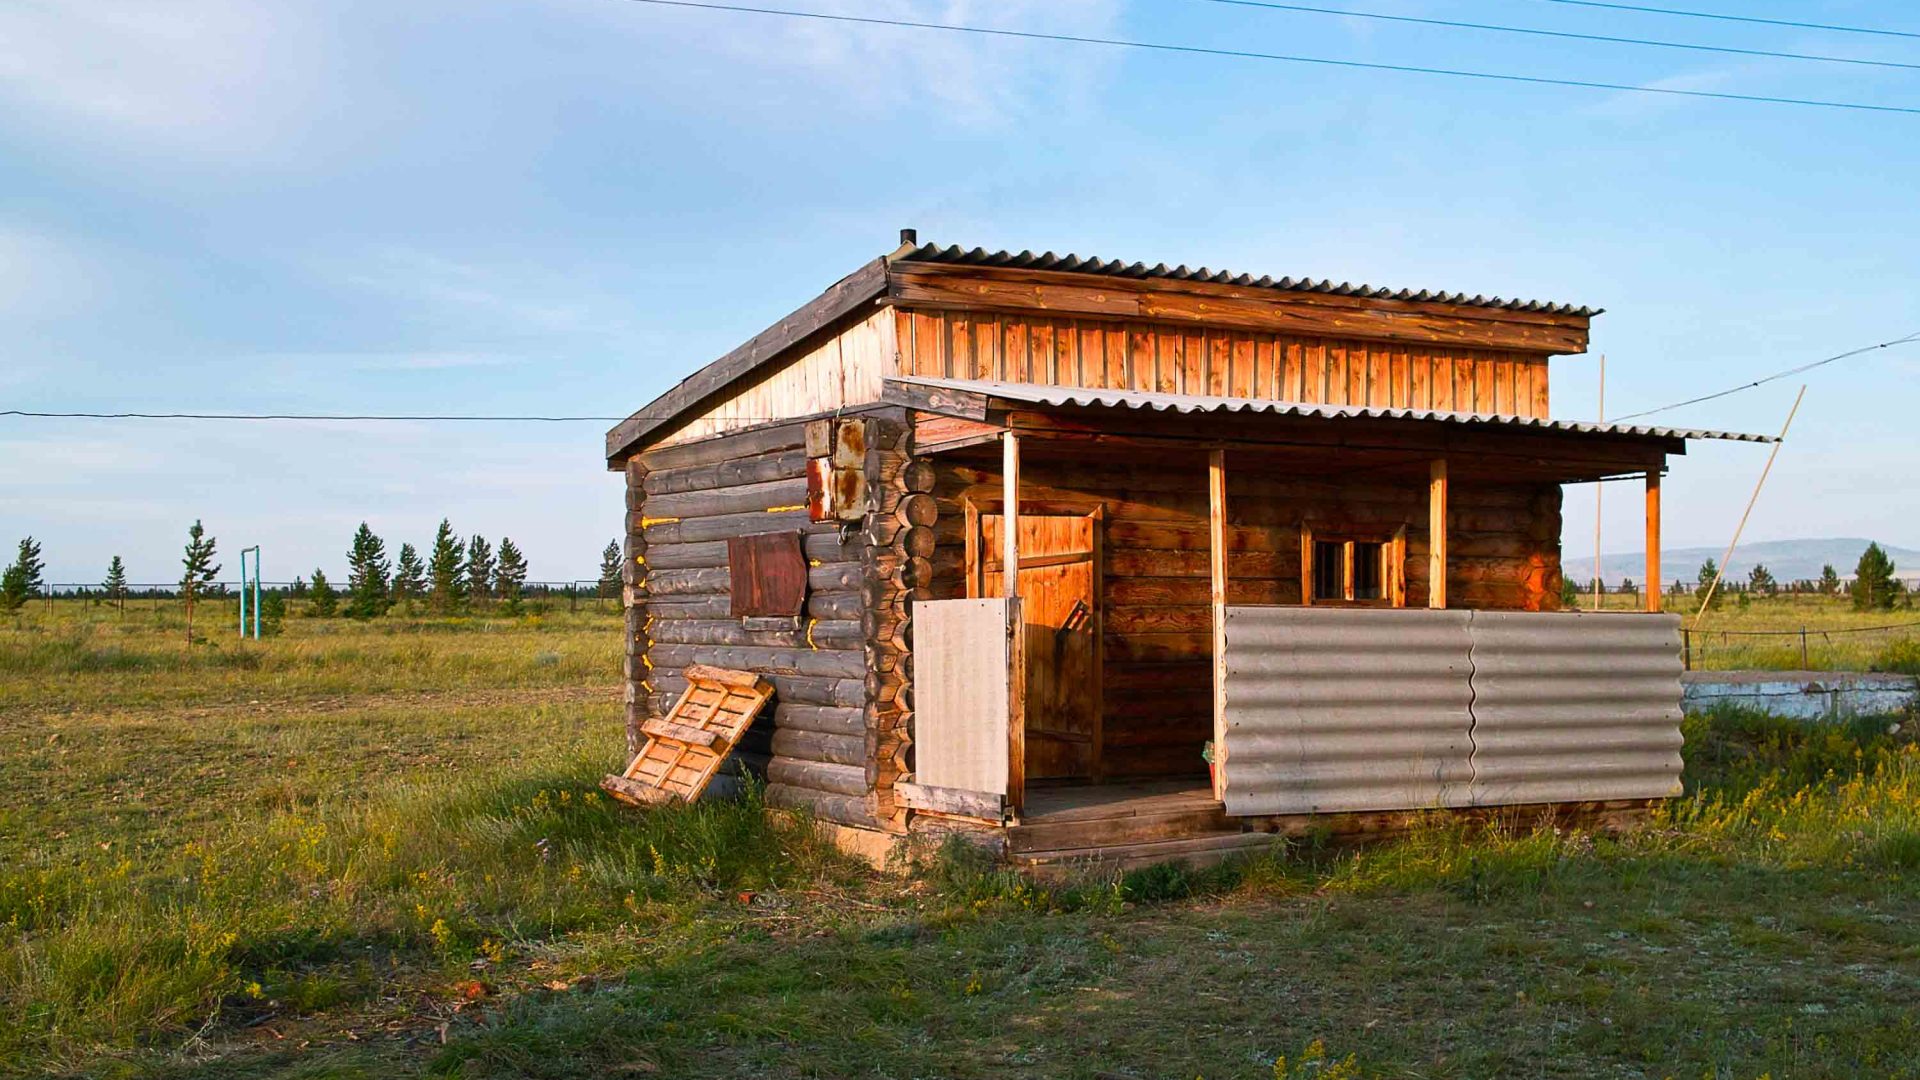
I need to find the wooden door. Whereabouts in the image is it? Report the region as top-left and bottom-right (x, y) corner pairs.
(977, 509), (1102, 781)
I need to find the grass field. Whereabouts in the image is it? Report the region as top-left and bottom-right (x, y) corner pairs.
(4, 600), (1920, 1078)
(1584, 590), (1920, 671)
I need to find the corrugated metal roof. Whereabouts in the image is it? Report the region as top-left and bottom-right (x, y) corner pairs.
(887, 376), (1776, 443)
(891, 242), (1599, 317)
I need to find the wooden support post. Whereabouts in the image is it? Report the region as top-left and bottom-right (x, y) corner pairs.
(1002, 432), (1024, 818)
(1208, 449), (1228, 801)
(1645, 471), (1662, 613)
(1428, 458), (1449, 609)
(1002, 433), (1020, 601)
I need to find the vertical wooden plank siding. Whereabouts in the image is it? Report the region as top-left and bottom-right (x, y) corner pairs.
(1645, 471), (1662, 613)
(1208, 450), (1229, 801)
(1429, 458), (1450, 609)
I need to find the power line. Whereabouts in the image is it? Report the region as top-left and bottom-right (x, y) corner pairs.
(1612, 330), (1920, 421)
(618, 0), (1920, 115)
(1199, 0), (1920, 72)
(0, 410), (626, 421)
(1524, 0), (1920, 42)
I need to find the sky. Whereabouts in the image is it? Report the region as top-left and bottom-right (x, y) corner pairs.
(2, 0), (1917, 585)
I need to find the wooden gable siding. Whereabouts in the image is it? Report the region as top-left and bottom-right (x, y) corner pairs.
(654, 308), (897, 448)
(926, 453), (1563, 778)
(894, 309), (1552, 418)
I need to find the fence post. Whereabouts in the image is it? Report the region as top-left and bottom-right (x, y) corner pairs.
(1800, 628), (1809, 670)
(1682, 628), (1692, 671)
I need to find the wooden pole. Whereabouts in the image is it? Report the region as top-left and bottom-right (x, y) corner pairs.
(1593, 354), (1605, 611)
(1208, 449), (1228, 801)
(1428, 458), (1449, 609)
(1692, 386), (1806, 630)
(1002, 431), (1023, 818)
(1001, 432), (1020, 601)
(1644, 471), (1662, 613)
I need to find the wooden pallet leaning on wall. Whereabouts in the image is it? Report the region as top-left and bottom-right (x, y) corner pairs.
(601, 664), (775, 807)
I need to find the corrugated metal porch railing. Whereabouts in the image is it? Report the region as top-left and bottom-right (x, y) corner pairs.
(1220, 608), (1684, 817)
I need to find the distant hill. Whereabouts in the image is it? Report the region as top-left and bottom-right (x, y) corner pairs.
(1590, 538), (1920, 588)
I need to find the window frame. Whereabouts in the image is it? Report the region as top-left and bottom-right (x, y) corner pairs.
(1299, 525), (1408, 608)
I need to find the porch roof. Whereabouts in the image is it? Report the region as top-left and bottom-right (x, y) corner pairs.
(884, 376), (1776, 446)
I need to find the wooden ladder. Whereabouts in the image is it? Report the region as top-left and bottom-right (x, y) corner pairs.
(601, 664), (774, 807)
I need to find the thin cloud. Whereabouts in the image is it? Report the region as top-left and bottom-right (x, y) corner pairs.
(0, 1), (328, 161)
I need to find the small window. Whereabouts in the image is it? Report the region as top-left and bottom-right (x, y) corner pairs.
(1311, 540), (1345, 602)
(1304, 532), (1403, 606)
(1352, 542), (1383, 600)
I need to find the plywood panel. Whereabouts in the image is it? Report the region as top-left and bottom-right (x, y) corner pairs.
(910, 598), (1013, 795)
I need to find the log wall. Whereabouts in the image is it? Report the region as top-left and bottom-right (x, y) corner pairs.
(927, 453), (1563, 778)
(630, 419), (884, 830)
(895, 309), (1553, 418)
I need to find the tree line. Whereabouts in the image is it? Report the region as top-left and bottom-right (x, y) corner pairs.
(1, 525), (630, 630)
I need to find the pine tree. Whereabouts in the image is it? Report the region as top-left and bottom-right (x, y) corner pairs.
(1694, 558), (1719, 602)
(467, 535), (495, 606)
(260, 592), (287, 636)
(1853, 542), (1898, 612)
(598, 539), (623, 599)
(292, 575), (308, 599)
(1818, 564), (1841, 596)
(102, 555), (127, 609)
(427, 519), (466, 614)
(496, 537), (529, 614)
(1, 537), (45, 612)
(309, 569), (337, 617)
(1748, 564), (1778, 596)
(345, 523), (392, 619)
(180, 521), (220, 644)
(391, 542), (427, 607)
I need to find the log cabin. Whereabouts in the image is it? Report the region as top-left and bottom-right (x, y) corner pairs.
(605, 231), (1772, 870)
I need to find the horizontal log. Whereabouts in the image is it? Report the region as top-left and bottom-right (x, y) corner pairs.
(643, 508), (815, 545)
(1103, 632), (1210, 663)
(770, 728), (866, 767)
(773, 704), (867, 736)
(896, 781), (1003, 821)
(650, 643), (868, 680)
(765, 784), (878, 828)
(648, 618), (863, 650)
(645, 532), (859, 571)
(645, 477), (811, 521)
(643, 449), (809, 495)
(646, 591), (862, 622)
(1106, 660), (1210, 690)
(897, 492), (938, 527)
(1108, 577), (1290, 607)
(644, 562), (862, 598)
(898, 526), (937, 559)
(1108, 549), (1295, 578)
(639, 422), (808, 472)
(655, 672), (866, 708)
(903, 458), (937, 493)
(767, 758), (868, 798)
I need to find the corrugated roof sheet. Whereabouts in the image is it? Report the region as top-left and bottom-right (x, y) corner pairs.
(887, 376), (1777, 443)
(891, 242), (1599, 317)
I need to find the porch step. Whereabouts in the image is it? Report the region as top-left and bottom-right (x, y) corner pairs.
(1006, 804), (1232, 854)
(1013, 830), (1283, 876)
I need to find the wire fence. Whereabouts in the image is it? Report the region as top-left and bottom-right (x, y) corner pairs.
(1682, 620), (1920, 672)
